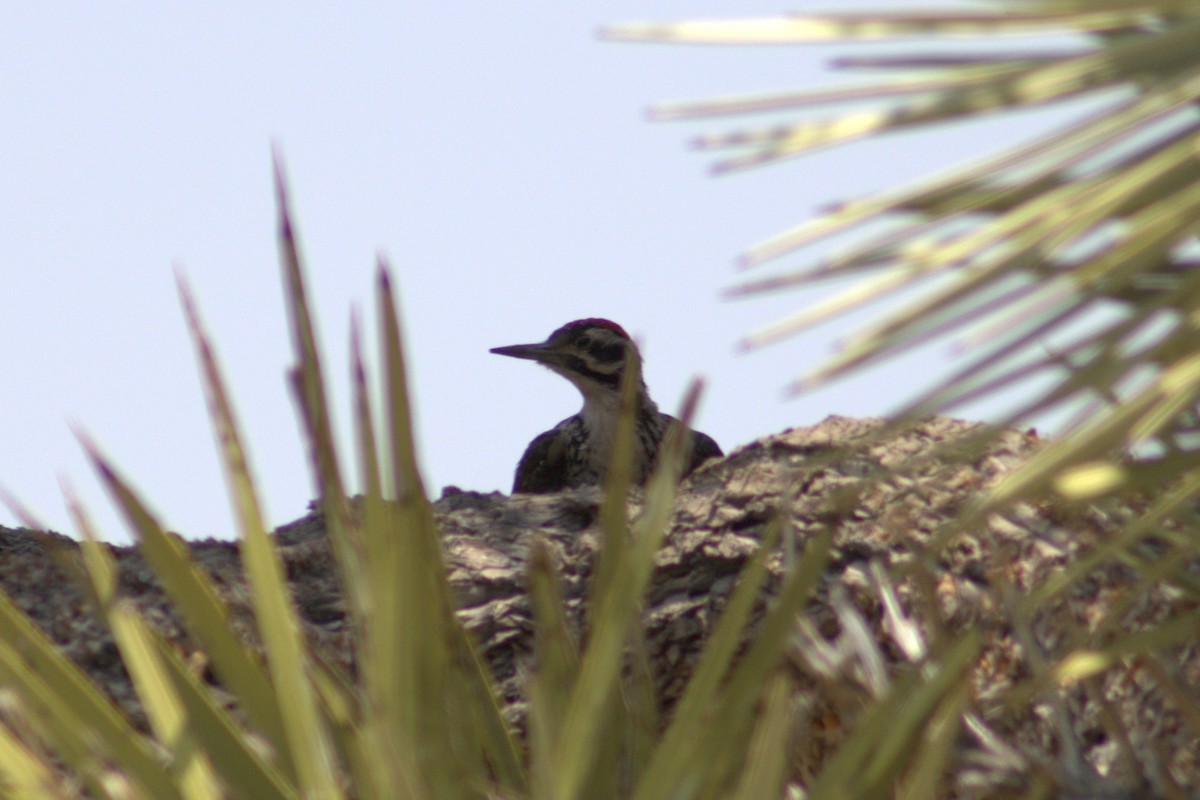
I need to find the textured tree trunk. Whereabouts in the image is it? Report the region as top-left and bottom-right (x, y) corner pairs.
(0, 416), (1190, 797)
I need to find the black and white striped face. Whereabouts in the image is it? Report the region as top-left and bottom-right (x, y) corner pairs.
(490, 318), (638, 395)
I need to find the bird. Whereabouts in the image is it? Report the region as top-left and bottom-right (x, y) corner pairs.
(490, 318), (723, 494)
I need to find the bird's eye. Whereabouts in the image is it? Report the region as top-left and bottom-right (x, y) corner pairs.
(593, 342), (626, 364)
(576, 335), (592, 349)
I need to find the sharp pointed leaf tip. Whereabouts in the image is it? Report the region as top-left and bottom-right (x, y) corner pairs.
(782, 380), (808, 398)
(670, 377), (706, 428)
(176, 277), (199, 318)
(174, 274), (200, 323)
(0, 483), (46, 532)
(71, 423), (99, 455)
(57, 479), (89, 533)
(598, 24), (635, 41)
(92, 457), (117, 485)
(377, 265), (393, 291)
(272, 154), (295, 232)
(271, 143), (287, 181)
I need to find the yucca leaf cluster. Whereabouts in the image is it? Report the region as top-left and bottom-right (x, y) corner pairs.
(0, 2), (1198, 796)
(0, 162), (836, 799)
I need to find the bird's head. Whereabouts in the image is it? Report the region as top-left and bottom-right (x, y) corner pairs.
(490, 318), (645, 401)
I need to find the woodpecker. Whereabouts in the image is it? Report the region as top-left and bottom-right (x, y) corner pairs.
(490, 318), (723, 494)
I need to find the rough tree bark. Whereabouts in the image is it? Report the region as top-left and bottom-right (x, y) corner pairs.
(0, 416), (1194, 798)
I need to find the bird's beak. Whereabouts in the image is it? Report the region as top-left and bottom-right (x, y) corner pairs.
(489, 341), (562, 364)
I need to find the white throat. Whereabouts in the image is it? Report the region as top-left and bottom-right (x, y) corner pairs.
(578, 388), (661, 476)
(580, 390), (622, 457)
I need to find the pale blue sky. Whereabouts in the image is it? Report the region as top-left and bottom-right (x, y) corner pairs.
(1, 3), (1090, 542)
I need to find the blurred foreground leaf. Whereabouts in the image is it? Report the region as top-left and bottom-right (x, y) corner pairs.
(606, 2), (1200, 509)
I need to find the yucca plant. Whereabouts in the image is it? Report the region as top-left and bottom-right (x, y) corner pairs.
(604, 1), (1200, 796)
(607, 1), (1200, 508)
(0, 3), (1197, 797)
(0, 161), (840, 798)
